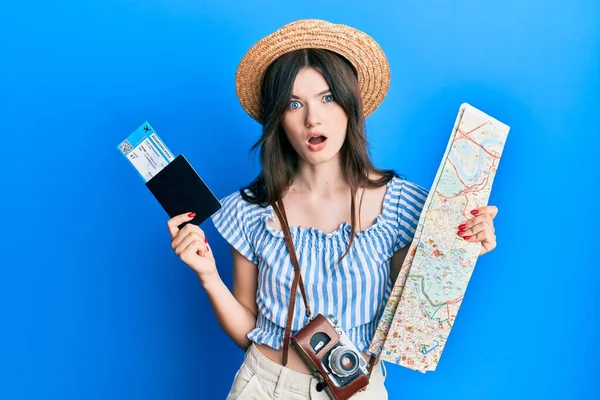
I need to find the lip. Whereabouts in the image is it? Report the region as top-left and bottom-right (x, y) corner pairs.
(306, 132), (328, 152)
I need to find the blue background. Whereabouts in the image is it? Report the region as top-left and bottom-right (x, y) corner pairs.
(1, 0), (598, 399)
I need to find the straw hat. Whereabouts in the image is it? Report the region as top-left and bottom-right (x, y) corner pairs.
(235, 19), (390, 123)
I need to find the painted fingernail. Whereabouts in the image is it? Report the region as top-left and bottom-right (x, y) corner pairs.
(459, 224), (467, 230)
(204, 237), (208, 243)
(457, 231), (465, 236)
(470, 210), (479, 215)
(188, 212), (196, 218)
(463, 236), (471, 240)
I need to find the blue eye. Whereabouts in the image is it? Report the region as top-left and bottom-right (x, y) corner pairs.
(289, 100), (301, 110)
(323, 94), (334, 103)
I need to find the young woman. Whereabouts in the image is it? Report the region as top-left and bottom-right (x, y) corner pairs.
(166, 20), (499, 399)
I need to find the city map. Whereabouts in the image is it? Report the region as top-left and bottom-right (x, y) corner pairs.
(369, 103), (510, 372)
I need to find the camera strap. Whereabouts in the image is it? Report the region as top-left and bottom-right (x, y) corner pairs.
(273, 200), (379, 380)
(273, 200), (312, 367)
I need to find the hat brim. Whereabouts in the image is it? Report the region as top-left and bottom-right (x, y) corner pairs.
(235, 19), (390, 123)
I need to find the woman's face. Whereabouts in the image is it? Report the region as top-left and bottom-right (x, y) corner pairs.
(281, 67), (348, 165)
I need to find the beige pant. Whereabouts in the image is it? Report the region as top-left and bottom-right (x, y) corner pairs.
(226, 343), (388, 399)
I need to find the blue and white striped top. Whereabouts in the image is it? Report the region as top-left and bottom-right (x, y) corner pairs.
(211, 176), (428, 353)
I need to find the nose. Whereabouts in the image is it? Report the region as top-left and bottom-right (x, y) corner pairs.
(304, 103), (322, 128)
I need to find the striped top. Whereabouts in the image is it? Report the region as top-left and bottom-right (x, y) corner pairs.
(211, 176), (428, 353)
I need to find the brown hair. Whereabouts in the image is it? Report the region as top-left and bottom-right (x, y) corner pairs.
(241, 49), (396, 260)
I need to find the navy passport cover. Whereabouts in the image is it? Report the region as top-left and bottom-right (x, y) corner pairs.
(145, 154), (221, 227)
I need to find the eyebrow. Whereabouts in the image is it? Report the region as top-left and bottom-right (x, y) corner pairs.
(290, 89), (332, 100)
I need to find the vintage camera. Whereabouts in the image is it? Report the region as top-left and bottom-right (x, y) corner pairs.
(291, 314), (370, 399)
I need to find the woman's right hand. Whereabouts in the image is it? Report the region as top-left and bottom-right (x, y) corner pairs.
(168, 212), (218, 282)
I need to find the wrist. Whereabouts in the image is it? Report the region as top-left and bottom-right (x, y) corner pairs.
(197, 270), (221, 289)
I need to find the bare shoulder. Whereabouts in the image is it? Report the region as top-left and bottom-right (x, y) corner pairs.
(357, 173), (394, 230)
(362, 172), (394, 202)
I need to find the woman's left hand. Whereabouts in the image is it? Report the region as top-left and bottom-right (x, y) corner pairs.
(457, 206), (499, 256)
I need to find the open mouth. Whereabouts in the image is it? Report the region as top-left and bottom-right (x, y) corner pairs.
(306, 133), (328, 151)
(308, 135), (327, 145)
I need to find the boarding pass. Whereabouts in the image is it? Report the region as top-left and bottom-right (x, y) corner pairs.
(117, 122), (175, 182)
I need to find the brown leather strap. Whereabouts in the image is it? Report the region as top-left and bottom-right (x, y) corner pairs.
(273, 200), (311, 366)
(367, 355), (378, 376)
(273, 200), (377, 380)
(274, 201), (311, 316)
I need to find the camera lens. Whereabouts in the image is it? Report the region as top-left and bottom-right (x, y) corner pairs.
(329, 346), (359, 377)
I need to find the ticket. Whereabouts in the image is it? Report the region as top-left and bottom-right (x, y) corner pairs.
(117, 122), (175, 182)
